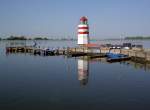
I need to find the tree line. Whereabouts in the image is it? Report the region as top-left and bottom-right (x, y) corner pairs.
(125, 36), (150, 40)
(0, 36), (77, 41)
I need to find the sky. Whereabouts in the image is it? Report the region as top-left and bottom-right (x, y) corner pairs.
(0, 0), (150, 39)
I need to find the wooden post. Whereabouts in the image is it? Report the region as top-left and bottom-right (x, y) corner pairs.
(67, 47), (70, 54)
(135, 51), (137, 58)
(127, 50), (129, 56)
(100, 48), (101, 53)
(145, 52), (147, 61)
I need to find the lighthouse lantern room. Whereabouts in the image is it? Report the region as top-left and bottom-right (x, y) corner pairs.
(77, 16), (89, 45)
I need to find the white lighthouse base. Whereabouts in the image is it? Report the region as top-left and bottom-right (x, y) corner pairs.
(77, 34), (89, 45)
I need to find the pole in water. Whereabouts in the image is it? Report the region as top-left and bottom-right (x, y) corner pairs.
(33, 40), (37, 47)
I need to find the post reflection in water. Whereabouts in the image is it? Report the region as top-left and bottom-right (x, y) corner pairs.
(77, 58), (89, 86)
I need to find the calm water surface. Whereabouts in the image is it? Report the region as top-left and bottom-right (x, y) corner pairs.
(0, 40), (150, 110)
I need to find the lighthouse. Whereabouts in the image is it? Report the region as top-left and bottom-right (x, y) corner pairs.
(78, 16), (89, 45)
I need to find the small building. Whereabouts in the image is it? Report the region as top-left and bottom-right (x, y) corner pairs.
(83, 43), (101, 53)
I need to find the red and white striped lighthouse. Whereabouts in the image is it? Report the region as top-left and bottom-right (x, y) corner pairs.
(78, 16), (89, 45)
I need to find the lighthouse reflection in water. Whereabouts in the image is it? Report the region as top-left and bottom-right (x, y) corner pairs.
(77, 59), (89, 86)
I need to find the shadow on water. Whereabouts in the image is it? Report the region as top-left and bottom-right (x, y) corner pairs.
(120, 61), (150, 72)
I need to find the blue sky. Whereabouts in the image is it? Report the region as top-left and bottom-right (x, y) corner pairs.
(0, 0), (150, 38)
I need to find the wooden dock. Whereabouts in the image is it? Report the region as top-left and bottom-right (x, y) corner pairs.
(5, 46), (150, 63)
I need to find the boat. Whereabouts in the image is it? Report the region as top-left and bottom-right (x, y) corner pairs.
(106, 53), (131, 62)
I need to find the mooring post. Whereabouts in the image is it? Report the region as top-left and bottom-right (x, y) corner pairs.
(67, 47), (69, 54)
(99, 48), (101, 53)
(127, 50), (129, 56)
(145, 52), (147, 61)
(57, 47), (59, 54)
(135, 51), (137, 58)
(109, 48), (111, 53)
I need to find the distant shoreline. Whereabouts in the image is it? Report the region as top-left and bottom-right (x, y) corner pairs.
(0, 36), (150, 41)
(0, 36), (77, 41)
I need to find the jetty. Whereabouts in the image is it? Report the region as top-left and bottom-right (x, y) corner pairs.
(5, 45), (150, 63)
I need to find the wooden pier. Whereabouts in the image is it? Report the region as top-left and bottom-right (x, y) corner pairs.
(6, 46), (150, 63)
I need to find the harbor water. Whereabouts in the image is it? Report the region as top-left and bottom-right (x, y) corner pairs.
(0, 40), (150, 110)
